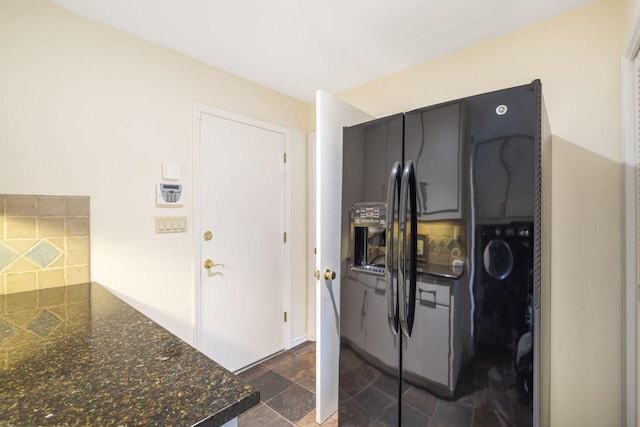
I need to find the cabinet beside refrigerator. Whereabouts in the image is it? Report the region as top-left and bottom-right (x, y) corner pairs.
(404, 274), (467, 398)
(405, 100), (467, 220)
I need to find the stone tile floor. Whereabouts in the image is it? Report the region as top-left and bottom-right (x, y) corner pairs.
(238, 341), (337, 426)
(238, 341), (532, 426)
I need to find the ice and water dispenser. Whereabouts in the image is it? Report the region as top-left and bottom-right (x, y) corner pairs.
(351, 202), (387, 275)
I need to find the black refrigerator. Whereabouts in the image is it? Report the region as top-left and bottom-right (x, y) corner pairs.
(338, 81), (548, 426)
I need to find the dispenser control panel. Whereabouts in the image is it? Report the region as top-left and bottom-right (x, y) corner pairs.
(351, 202), (387, 276)
(352, 204), (386, 227)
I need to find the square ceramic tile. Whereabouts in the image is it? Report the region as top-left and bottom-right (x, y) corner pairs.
(66, 248), (89, 266)
(38, 269), (65, 289)
(5, 195), (36, 216)
(6, 217), (36, 239)
(248, 370), (293, 402)
(38, 218), (65, 237)
(65, 197), (89, 216)
(238, 403), (291, 427)
(265, 384), (315, 423)
(66, 266), (90, 285)
(37, 196), (65, 217)
(66, 218), (89, 237)
(6, 272), (37, 294)
(270, 350), (315, 382)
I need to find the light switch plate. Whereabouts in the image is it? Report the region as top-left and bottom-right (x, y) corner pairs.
(155, 216), (187, 234)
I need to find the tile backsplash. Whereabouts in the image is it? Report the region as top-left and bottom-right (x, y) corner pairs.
(0, 284), (90, 370)
(0, 195), (90, 295)
(417, 219), (466, 265)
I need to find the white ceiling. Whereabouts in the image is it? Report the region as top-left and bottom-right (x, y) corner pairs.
(51, 0), (594, 102)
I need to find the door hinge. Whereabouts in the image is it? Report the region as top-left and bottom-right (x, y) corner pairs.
(314, 247), (316, 254)
(283, 232), (287, 243)
(284, 312), (287, 322)
(283, 152), (287, 164)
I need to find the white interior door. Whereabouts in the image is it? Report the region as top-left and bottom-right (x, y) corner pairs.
(196, 108), (287, 372)
(315, 91), (373, 423)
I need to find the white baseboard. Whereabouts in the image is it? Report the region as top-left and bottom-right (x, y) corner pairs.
(290, 335), (309, 349)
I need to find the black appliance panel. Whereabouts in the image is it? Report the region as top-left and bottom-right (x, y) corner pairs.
(469, 85), (536, 222)
(475, 222), (533, 351)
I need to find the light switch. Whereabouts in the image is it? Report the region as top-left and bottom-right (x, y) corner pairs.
(155, 216), (188, 234)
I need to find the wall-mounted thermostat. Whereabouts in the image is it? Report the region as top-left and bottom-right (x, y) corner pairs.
(157, 183), (183, 207)
(162, 161), (181, 180)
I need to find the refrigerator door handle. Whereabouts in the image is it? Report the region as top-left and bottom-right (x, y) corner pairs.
(398, 160), (418, 338)
(386, 161), (402, 335)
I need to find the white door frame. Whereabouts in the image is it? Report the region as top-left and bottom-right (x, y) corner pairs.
(192, 103), (293, 356)
(622, 6), (640, 426)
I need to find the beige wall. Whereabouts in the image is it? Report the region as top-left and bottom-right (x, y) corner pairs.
(0, 0), (312, 344)
(338, 0), (625, 425)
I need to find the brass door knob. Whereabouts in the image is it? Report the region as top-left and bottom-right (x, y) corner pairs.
(324, 269), (336, 280)
(204, 231), (213, 241)
(204, 259), (225, 269)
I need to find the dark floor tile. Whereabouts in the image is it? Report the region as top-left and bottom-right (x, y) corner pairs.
(266, 383), (316, 424)
(290, 341), (315, 356)
(374, 401), (429, 426)
(455, 390), (476, 408)
(298, 372), (315, 392)
(430, 400), (473, 427)
(238, 403), (293, 427)
(249, 370), (294, 402)
(471, 407), (502, 427)
(262, 351), (296, 369)
(372, 402), (399, 427)
(353, 384), (394, 420)
(403, 386), (438, 416)
(401, 402), (430, 426)
(472, 388), (492, 411)
(238, 363), (270, 382)
(339, 397), (373, 427)
(373, 372), (410, 399)
(340, 361), (380, 397)
(454, 366), (478, 406)
(339, 346), (364, 373)
(485, 390), (514, 425)
(272, 350), (315, 382)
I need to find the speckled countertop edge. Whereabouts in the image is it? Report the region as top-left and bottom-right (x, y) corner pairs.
(0, 282), (259, 426)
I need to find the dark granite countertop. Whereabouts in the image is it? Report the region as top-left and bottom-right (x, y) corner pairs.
(416, 262), (465, 280)
(0, 283), (259, 426)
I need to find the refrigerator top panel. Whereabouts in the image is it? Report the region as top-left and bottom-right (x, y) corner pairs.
(342, 113), (404, 206)
(466, 82), (538, 144)
(468, 82), (540, 222)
